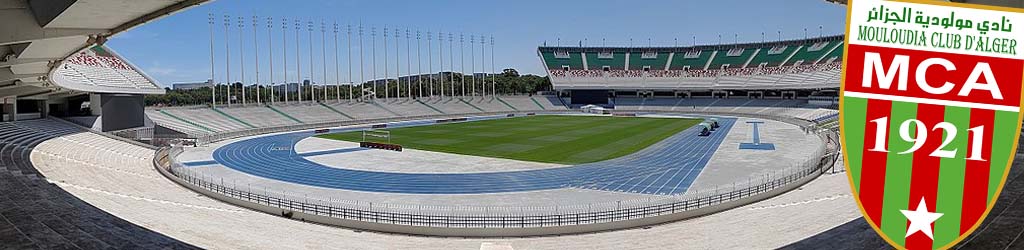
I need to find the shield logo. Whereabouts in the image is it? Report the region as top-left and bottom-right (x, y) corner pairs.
(840, 0), (1024, 249)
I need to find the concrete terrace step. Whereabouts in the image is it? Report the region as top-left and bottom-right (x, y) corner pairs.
(495, 97), (519, 111)
(416, 99), (447, 114)
(212, 108), (256, 128)
(0, 119), (197, 249)
(458, 99), (486, 112)
(265, 105), (304, 124)
(157, 110), (215, 133)
(530, 97), (548, 110)
(370, 102), (403, 117)
(319, 102), (355, 119)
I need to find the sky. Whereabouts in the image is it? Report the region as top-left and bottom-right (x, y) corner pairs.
(107, 0), (847, 87)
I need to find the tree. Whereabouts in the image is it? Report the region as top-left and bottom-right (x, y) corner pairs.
(145, 68), (551, 106)
(502, 68), (519, 77)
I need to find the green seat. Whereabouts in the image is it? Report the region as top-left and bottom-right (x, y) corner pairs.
(628, 51), (670, 70)
(585, 52), (627, 70)
(540, 51), (584, 70)
(668, 50), (713, 70)
(707, 48), (756, 69)
(783, 41), (840, 66)
(816, 42), (844, 64)
(747, 45), (798, 68)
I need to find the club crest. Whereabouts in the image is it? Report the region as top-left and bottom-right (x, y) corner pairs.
(840, 0), (1024, 249)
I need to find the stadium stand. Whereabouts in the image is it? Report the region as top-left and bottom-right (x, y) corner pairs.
(142, 95), (836, 139)
(159, 108), (251, 132)
(0, 118), (195, 249)
(145, 109), (215, 135)
(217, 106), (302, 127)
(539, 35), (844, 91)
(540, 50), (585, 70)
(50, 46), (165, 95)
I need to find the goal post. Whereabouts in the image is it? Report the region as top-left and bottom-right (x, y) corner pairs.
(359, 129), (402, 151)
(361, 129), (392, 144)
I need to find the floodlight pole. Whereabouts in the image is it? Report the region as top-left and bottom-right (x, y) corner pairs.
(436, 31), (442, 99)
(371, 26), (377, 100)
(253, 16), (260, 105)
(427, 31), (433, 98)
(239, 17), (246, 106)
(449, 33), (455, 98)
(416, 30), (423, 98)
(491, 36), (496, 97)
(308, 21), (315, 103)
(333, 22), (341, 102)
(383, 26), (389, 100)
(322, 21), (329, 102)
(395, 27), (401, 99)
(224, 15), (231, 107)
(359, 24), (365, 101)
(208, 13), (216, 106)
(282, 18), (289, 104)
(405, 29), (412, 99)
(294, 19), (302, 103)
(347, 24), (353, 101)
(267, 17), (274, 105)
(470, 35), (475, 97)
(480, 35), (486, 98)
(460, 33), (465, 99)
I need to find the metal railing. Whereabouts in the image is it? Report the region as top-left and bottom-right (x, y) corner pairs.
(154, 133), (836, 233)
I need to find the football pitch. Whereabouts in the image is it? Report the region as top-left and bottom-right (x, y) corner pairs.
(316, 115), (701, 164)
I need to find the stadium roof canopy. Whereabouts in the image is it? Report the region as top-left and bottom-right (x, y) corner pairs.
(0, 0), (208, 100)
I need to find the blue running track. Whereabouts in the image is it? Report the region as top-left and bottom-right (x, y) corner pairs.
(207, 115), (736, 195)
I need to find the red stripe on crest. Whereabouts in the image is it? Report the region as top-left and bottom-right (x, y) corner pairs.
(905, 104), (946, 249)
(961, 108), (994, 234)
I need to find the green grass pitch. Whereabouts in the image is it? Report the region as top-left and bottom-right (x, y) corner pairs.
(316, 115), (701, 164)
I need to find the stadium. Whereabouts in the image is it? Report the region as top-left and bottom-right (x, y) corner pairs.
(0, 0), (1021, 249)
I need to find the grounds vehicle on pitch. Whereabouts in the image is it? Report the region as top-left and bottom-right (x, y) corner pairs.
(697, 122), (712, 136)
